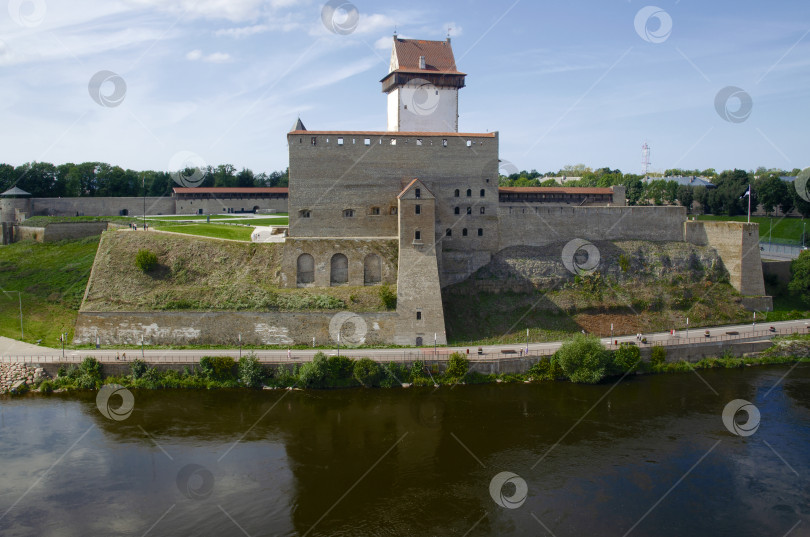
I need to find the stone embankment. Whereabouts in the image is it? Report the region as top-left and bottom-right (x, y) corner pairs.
(0, 363), (50, 394)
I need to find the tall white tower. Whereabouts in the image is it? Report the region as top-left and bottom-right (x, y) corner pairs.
(381, 36), (466, 132)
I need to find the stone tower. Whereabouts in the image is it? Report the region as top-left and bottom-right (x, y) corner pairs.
(381, 36), (466, 133)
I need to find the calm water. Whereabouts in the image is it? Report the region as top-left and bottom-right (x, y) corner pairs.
(1, 366), (808, 536)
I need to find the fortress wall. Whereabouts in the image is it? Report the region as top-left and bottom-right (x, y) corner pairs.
(73, 311), (398, 346)
(175, 197), (287, 215)
(497, 205), (687, 249)
(287, 132), (500, 247)
(14, 225), (45, 242)
(42, 222), (109, 241)
(280, 237), (399, 288)
(685, 221), (768, 299)
(30, 197), (176, 217)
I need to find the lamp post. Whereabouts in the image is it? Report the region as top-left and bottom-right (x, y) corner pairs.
(434, 332), (437, 358)
(238, 333), (242, 360)
(337, 333), (340, 357)
(686, 318), (689, 340)
(769, 217), (772, 248)
(526, 328), (530, 354)
(804, 221), (806, 249)
(142, 176), (146, 230)
(141, 335), (145, 359)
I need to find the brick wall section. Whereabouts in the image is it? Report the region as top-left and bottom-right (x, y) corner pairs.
(175, 197), (287, 214)
(395, 180), (447, 345)
(685, 221), (769, 299)
(30, 197), (176, 217)
(73, 311), (398, 346)
(280, 237), (398, 288)
(497, 206), (687, 249)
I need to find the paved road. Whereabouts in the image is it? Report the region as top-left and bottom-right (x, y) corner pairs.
(2, 319), (808, 364)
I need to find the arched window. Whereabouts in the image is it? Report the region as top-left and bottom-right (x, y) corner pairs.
(330, 254), (348, 285)
(454, 189), (460, 197)
(454, 207), (460, 215)
(478, 228), (484, 236)
(480, 189), (486, 197)
(466, 189), (472, 197)
(466, 207), (472, 215)
(446, 229), (452, 237)
(297, 254), (314, 285)
(462, 228), (468, 237)
(364, 254), (381, 285)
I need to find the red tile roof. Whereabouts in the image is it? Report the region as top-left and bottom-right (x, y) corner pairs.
(391, 38), (464, 75)
(172, 187), (288, 194)
(288, 131), (495, 137)
(499, 187), (614, 195)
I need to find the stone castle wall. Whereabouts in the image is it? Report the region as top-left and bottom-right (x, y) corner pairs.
(74, 311), (397, 346)
(685, 221), (768, 300)
(497, 206), (687, 250)
(280, 237), (398, 288)
(174, 197), (287, 215)
(30, 197), (176, 217)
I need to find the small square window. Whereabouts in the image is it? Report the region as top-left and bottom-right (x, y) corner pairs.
(343, 209), (355, 218)
(415, 188), (421, 199)
(478, 228), (483, 236)
(364, 138), (371, 146)
(299, 210), (311, 218)
(446, 229), (452, 237)
(370, 207), (380, 216)
(311, 137), (317, 146)
(462, 228), (468, 236)
(480, 207), (486, 215)
(415, 204), (421, 215)
(416, 139), (423, 146)
(416, 311), (422, 320)
(442, 139), (448, 147)
(390, 207), (398, 215)
(414, 230), (421, 241)
(390, 139), (397, 146)
(466, 140), (472, 147)
(466, 207), (471, 215)
(454, 207), (460, 215)
(338, 137), (344, 145)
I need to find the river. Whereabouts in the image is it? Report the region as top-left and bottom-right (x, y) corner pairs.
(0, 365), (808, 536)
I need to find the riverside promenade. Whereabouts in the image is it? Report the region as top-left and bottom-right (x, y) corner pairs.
(1, 319), (808, 366)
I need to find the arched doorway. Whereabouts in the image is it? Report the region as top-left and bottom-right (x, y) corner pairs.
(330, 253), (348, 285)
(297, 254), (314, 285)
(363, 254), (381, 285)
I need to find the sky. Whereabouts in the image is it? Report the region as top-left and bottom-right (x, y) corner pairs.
(0, 0), (808, 176)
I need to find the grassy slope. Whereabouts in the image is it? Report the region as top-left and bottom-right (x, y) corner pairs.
(698, 214), (805, 244)
(82, 230), (387, 312)
(0, 237), (100, 346)
(150, 223), (256, 241)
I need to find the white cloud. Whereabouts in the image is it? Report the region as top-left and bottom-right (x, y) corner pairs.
(374, 35), (393, 51)
(126, 0), (269, 22)
(443, 22), (463, 37)
(186, 50), (232, 63)
(215, 24), (270, 38)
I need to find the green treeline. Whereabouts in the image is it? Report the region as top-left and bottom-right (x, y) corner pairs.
(500, 166), (809, 217)
(0, 162), (289, 198)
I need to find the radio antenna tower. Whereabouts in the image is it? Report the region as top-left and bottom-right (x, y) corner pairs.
(641, 142), (651, 178)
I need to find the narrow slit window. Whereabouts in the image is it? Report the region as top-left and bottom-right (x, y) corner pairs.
(415, 204), (421, 215)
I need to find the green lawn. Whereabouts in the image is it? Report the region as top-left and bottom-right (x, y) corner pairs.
(22, 215), (134, 226)
(145, 215), (238, 221)
(0, 237), (100, 346)
(152, 223), (255, 241)
(698, 214), (806, 245)
(218, 217), (288, 226)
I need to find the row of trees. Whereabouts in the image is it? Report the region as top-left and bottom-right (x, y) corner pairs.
(0, 162), (289, 198)
(500, 167), (810, 217)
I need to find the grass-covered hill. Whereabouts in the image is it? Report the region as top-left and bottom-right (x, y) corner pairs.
(443, 241), (756, 344)
(81, 231), (387, 313)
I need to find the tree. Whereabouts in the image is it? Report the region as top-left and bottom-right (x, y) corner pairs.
(552, 333), (610, 384)
(787, 252), (810, 305)
(756, 174), (789, 215)
(676, 185), (694, 213)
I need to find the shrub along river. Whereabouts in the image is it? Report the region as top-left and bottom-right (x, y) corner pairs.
(0, 365), (808, 536)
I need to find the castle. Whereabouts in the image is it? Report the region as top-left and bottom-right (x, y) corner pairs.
(67, 36), (770, 347)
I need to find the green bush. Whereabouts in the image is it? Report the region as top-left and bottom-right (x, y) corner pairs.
(379, 283), (397, 310)
(38, 380), (54, 393)
(135, 249), (158, 272)
(299, 352), (330, 388)
(80, 357), (103, 379)
(353, 358), (381, 387)
(131, 359), (148, 380)
(199, 356), (236, 380)
(326, 355), (355, 383)
(612, 344), (642, 374)
(650, 346), (667, 367)
(528, 357), (565, 380)
(410, 360), (426, 381)
(445, 352), (470, 379)
(238, 354), (264, 388)
(552, 334), (610, 384)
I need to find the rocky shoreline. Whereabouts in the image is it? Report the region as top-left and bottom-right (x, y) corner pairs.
(0, 363), (50, 395)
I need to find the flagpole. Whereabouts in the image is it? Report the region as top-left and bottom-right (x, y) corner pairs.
(748, 184), (751, 223)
